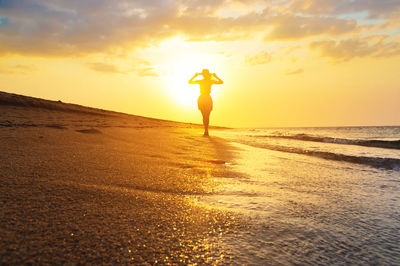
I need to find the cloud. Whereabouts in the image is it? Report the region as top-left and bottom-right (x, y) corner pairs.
(0, 15), (9, 26)
(309, 35), (400, 61)
(0, 63), (36, 74)
(136, 67), (159, 77)
(285, 68), (304, 75)
(86, 62), (123, 74)
(86, 61), (159, 77)
(0, 0), (180, 56)
(288, 0), (339, 14)
(265, 15), (357, 40)
(244, 51), (272, 65)
(173, 8), (360, 43)
(287, 0), (400, 19)
(0, 0), (397, 57)
(336, 0), (400, 19)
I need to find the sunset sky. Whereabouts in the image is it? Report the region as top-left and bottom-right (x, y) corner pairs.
(0, 0), (399, 127)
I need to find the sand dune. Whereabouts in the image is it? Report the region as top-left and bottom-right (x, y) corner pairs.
(0, 91), (240, 264)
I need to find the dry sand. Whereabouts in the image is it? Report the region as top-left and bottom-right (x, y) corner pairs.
(0, 92), (242, 264)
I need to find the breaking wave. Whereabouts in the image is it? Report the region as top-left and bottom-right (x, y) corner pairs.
(257, 134), (400, 150)
(241, 141), (400, 170)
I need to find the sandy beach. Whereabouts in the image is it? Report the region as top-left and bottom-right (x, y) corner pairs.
(0, 92), (241, 264)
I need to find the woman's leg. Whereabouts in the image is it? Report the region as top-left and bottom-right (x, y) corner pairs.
(201, 109), (211, 135)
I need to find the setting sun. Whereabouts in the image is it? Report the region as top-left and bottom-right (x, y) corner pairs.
(164, 56), (201, 106)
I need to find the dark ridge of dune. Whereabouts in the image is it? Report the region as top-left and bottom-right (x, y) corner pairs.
(0, 91), (166, 124)
(0, 91), (230, 129)
(0, 91), (116, 117)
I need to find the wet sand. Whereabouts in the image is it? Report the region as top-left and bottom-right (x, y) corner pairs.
(0, 92), (241, 264)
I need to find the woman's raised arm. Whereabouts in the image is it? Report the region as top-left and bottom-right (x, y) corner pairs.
(188, 73), (199, 84)
(212, 73), (223, 84)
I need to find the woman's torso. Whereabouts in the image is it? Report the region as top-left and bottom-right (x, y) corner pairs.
(199, 80), (213, 95)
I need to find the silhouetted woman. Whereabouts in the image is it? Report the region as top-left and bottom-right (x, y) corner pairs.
(188, 69), (223, 136)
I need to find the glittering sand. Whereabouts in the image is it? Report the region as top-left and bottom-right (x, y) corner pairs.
(0, 92), (241, 264)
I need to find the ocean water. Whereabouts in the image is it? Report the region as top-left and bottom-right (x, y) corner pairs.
(205, 126), (400, 264)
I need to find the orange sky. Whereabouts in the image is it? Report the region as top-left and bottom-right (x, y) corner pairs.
(1, 0), (400, 127)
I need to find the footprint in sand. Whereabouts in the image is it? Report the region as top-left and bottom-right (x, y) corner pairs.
(75, 128), (101, 134)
